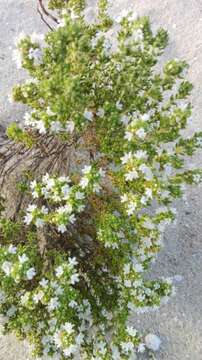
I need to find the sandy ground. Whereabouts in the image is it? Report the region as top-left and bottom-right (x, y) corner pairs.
(0, 0), (202, 359)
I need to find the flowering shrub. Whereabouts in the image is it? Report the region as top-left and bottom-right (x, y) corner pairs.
(1, 0), (202, 358)
(25, 165), (105, 233)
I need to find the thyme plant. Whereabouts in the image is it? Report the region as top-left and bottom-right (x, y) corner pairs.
(0, 0), (201, 359)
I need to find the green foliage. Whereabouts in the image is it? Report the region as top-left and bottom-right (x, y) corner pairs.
(1, 1), (202, 359)
(6, 123), (34, 148)
(48, 0), (85, 13)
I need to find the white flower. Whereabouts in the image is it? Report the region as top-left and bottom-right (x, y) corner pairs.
(141, 113), (150, 121)
(84, 109), (94, 121)
(46, 106), (56, 116)
(68, 257), (78, 268)
(66, 120), (75, 133)
(19, 254), (28, 264)
(141, 196), (148, 205)
(123, 263), (130, 275)
(102, 27), (119, 55)
(124, 280), (132, 288)
(131, 29), (144, 42)
(127, 201), (137, 215)
(45, 177), (55, 190)
(63, 345), (77, 357)
(33, 290), (44, 303)
(76, 332), (84, 345)
(70, 273), (79, 285)
(53, 331), (62, 348)
(121, 341), (134, 354)
(145, 334), (161, 351)
(116, 101), (123, 110)
(125, 169), (138, 181)
(59, 175), (70, 183)
(2, 261), (12, 276)
(145, 188), (152, 198)
(126, 326), (137, 337)
(63, 322), (74, 334)
(39, 278), (49, 287)
(35, 218), (45, 228)
(48, 297), (59, 311)
(50, 121), (61, 133)
(0, 291), (5, 304)
(41, 206), (48, 215)
(55, 266), (64, 278)
(121, 115), (130, 126)
(96, 108), (105, 118)
(57, 204), (72, 214)
(69, 300), (77, 308)
(136, 128), (146, 139)
(69, 214), (76, 224)
(111, 345), (120, 359)
(24, 213), (33, 225)
(61, 185), (70, 199)
(8, 245), (17, 254)
(93, 183), (102, 193)
(7, 305), (17, 318)
(30, 180), (37, 190)
(82, 165), (92, 174)
(124, 131), (133, 141)
(26, 267), (36, 280)
(28, 204), (37, 212)
(163, 164), (172, 177)
(139, 164), (153, 180)
(121, 151), (133, 164)
(91, 31), (104, 48)
(134, 263), (144, 273)
(80, 177), (89, 188)
(36, 120), (46, 134)
(134, 150), (148, 160)
(137, 343), (145, 353)
(120, 194), (128, 203)
(193, 174), (201, 184)
(58, 224), (67, 233)
(24, 112), (33, 125)
(99, 168), (106, 178)
(28, 47), (43, 65)
(75, 191), (85, 200)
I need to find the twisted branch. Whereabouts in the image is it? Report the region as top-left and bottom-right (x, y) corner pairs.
(0, 134), (76, 187)
(38, 0), (59, 24)
(37, 0), (59, 30)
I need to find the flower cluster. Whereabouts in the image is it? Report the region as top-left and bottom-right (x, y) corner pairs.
(1, 0), (202, 359)
(24, 165), (105, 233)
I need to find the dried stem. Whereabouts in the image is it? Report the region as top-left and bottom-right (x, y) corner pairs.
(37, 6), (54, 31)
(38, 0), (59, 24)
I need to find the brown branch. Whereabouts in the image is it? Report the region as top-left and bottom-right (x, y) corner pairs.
(38, 0), (59, 24)
(37, 6), (54, 31)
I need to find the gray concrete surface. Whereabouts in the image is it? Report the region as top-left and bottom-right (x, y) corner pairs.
(0, 0), (202, 359)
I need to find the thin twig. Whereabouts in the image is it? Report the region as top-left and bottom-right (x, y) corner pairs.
(38, 0), (59, 24)
(37, 6), (54, 31)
